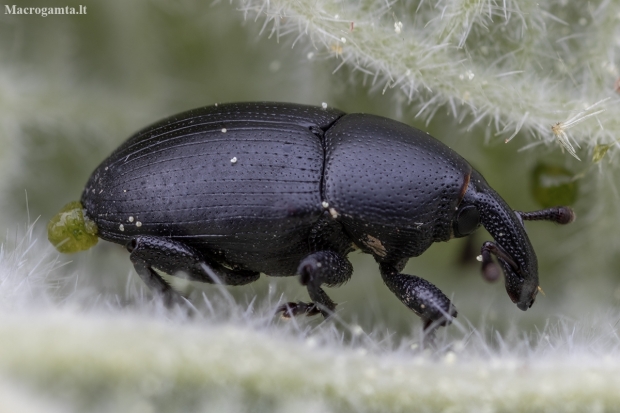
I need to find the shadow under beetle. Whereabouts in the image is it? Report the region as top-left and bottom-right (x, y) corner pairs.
(48, 102), (574, 338)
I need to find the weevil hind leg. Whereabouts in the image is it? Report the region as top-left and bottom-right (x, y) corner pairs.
(127, 235), (260, 307)
(130, 258), (188, 308)
(277, 250), (353, 318)
(379, 262), (457, 348)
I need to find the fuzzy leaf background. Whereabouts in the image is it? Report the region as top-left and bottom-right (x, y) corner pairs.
(1, 0), (620, 411)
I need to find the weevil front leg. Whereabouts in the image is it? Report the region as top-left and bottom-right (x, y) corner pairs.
(278, 250), (353, 318)
(379, 262), (457, 347)
(127, 235), (259, 307)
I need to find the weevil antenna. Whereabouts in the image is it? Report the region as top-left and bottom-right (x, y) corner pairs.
(516, 207), (575, 225)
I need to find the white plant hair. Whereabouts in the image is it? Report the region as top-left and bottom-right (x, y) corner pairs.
(1, 223), (620, 411)
(238, 0), (619, 161)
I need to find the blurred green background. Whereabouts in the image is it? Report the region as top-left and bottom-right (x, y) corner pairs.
(0, 0), (616, 340)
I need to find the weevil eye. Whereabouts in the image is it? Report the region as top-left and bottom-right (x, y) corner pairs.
(454, 205), (480, 237)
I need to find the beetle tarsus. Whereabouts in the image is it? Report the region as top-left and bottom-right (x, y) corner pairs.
(276, 301), (323, 318)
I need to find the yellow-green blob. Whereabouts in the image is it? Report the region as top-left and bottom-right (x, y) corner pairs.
(47, 201), (98, 253)
(530, 163), (578, 209)
(592, 144), (611, 163)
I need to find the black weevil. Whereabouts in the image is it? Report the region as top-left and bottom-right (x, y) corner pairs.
(48, 102), (574, 337)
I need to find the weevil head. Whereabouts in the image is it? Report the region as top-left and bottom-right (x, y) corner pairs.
(456, 170), (539, 311)
(47, 201), (98, 253)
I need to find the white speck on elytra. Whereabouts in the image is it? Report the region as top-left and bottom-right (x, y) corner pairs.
(321, 201), (329, 208)
(119, 224), (125, 232)
(230, 157), (238, 164)
(321, 102), (327, 109)
(136, 221), (142, 227)
(128, 216), (134, 222)
(329, 208), (339, 219)
(221, 128), (227, 133)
